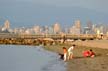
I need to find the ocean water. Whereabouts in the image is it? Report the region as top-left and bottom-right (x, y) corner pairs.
(0, 45), (66, 71)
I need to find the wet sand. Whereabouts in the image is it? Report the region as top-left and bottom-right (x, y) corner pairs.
(44, 40), (108, 71)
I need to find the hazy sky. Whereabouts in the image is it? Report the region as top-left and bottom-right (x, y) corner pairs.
(12, 0), (108, 13)
(0, 0), (108, 27)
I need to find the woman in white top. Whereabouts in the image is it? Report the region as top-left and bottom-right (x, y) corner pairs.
(68, 44), (75, 60)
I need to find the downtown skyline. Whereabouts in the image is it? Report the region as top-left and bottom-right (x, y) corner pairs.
(0, 19), (108, 35)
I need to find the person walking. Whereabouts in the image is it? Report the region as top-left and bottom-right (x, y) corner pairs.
(68, 44), (75, 60)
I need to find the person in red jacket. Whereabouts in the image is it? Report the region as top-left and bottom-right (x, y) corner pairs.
(83, 50), (90, 57)
(82, 49), (95, 58)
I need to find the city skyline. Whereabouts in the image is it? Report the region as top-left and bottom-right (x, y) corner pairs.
(0, 19), (108, 35)
(0, 0), (108, 28)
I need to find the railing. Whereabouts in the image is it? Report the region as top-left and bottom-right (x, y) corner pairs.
(0, 33), (101, 40)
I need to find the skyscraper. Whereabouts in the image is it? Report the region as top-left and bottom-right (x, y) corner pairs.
(4, 20), (10, 29)
(83, 20), (94, 34)
(75, 20), (81, 29)
(87, 20), (92, 29)
(33, 25), (40, 34)
(72, 20), (82, 34)
(53, 22), (61, 34)
(69, 25), (81, 34)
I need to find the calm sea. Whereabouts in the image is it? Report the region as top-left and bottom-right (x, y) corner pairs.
(0, 45), (66, 71)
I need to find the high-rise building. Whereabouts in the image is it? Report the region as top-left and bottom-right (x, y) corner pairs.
(44, 26), (49, 34)
(83, 27), (91, 34)
(74, 20), (81, 34)
(69, 26), (81, 34)
(48, 26), (54, 34)
(53, 22), (61, 34)
(33, 25), (40, 34)
(82, 20), (93, 34)
(4, 20), (10, 29)
(75, 20), (81, 29)
(87, 20), (92, 29)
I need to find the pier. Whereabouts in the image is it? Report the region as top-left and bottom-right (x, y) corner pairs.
(0, 33), (107, 45)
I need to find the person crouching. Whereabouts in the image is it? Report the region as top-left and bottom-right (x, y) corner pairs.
(62, 47), (67, 61)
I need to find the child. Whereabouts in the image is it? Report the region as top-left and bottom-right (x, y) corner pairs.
(89, 49), (95, 58)
(68, 44), (75, 60)
(62, 47), (67, 61)
(58, 53), (64, 60)
(83, 49), (95, 58)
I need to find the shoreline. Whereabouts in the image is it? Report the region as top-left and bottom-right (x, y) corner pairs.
(0, 45), (66, 71)
(0, 40), (108, 71)
(44, 40), (108, 71)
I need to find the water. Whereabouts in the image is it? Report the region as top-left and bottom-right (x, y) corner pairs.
(0, 45), (66, 71)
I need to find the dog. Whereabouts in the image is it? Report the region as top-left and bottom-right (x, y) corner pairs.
(58, 53), (64, 60)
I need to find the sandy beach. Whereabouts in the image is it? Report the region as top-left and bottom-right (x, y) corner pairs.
(71, 40), (108, 49)
(45, 40), (108, 71)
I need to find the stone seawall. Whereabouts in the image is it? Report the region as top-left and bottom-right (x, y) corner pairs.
(0, 38), (54, 45)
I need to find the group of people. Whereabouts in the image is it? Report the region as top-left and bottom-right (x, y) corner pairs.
(61, 44), (95, 61)
(62, 44), (75, 61)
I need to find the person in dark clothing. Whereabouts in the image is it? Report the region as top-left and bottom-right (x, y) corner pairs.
(58, 53), (64, 60)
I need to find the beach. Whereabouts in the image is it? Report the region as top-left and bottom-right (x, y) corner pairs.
(71, 40), (108, 49)
(0, 40), (108, 71)
(44, 40), (108, 71)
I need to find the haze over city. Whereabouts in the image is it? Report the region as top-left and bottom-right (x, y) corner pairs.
(1, 1), (108, 71)
(0, 0), (108, 28)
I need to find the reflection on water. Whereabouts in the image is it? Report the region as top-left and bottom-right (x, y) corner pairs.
(0, 45), (66, 71)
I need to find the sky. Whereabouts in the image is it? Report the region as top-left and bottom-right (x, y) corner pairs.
(0, 0), (108, 28)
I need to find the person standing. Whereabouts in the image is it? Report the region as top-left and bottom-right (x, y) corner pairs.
(62, 47), (67, 61)
(68, 44), (75, 60)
